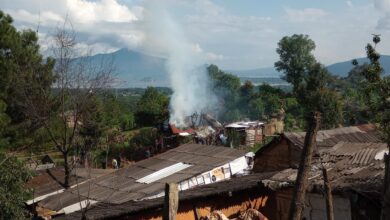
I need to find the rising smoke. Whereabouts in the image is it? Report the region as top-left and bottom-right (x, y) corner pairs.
(141, 1), (217, 127)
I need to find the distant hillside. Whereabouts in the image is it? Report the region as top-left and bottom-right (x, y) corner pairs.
(75, 48), (390, 87)
(229, 55), (390, 79)
(327, 55), (390, 77)
(82, 48), (169, 87)
(226, 67), (280, 78)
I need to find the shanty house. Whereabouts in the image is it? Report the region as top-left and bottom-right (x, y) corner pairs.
(253, 124), (381, 172)
(25, 167), (114, 218)
(36, 144), (250, 218)
(61, 139), (384, 220)
(252, 124), (385, 220)
(225, 121), (265, 147)
(55, 131), (385, 220)
(58, 172), (277, 220)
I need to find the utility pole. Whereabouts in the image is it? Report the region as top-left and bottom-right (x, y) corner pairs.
(288, 112), (321, 220)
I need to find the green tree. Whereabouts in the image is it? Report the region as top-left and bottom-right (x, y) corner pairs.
(0, 11), (54, 148)
(275, 34), (316, 93)
(357, 37), (390, 219)
(341, 64), (371, 125)
(100, 94), (136, 131)
(136, 87), (169, 127)
(79, 97), (107, 165)
(207, 64), (242, 122)
(208, 64), (241, 94)
(275, 35), (343, 128)
(21, 24), (113, 188)
(0, 153), (32, 219)
(0, 11), (53, 217)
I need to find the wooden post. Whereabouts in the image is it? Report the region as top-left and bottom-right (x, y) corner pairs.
(193, 206), (201, 220)
(322, 167), (334, 220)
(163, 183), (179, 220)
(288, 112), (321, 220)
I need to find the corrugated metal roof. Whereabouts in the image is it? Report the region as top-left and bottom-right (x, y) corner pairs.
(26, 168), (114, 203)
(284, 124), (381, 148)
(39, 144), (246, 212)
(225, 121), (264, 128)
(57, 172), (276, 220)
(327, 142), (387, 165)
(136, 163), (193, 184)
(258, 141), (386, 196)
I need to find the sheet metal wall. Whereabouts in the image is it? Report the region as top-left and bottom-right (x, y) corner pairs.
(123, 188), (276, 220)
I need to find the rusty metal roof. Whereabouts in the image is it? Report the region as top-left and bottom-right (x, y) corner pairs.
(261, 141), (386, 196)
(284, 124), (381, 148)
(39, 144), (246, 212)
(26, 168), (114, 200)
(58, 140), (387, 220)
(56, 172), (275, 220)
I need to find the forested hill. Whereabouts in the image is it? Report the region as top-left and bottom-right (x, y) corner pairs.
(84, 48), (168, 87)
(228, 55), (390, 78)
(78, 48), (390, 87)
(327, 55), (390, 77)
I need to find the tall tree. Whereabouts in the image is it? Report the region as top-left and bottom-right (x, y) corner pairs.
(0, 11), (52, 217)
(275, 34), (343, 129)
(275, 34), (316, 93)
(0, 11), (54, 148)
(357, 36), (390, 220)
(79, 97), (106, 168)
(135, 87), (169, 127)
(207, 64), (242, 121)
(23, 24), (113, 188)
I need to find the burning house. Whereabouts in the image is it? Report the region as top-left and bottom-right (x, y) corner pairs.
(163, 113), (224, 147)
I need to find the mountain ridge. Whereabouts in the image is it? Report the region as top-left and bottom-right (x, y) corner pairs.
(77, 48), (390, 87)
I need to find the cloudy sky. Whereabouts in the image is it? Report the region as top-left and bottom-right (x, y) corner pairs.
(2, 0), (390, 69)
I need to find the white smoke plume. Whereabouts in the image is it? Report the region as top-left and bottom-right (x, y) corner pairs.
(141, 1), (217, 127)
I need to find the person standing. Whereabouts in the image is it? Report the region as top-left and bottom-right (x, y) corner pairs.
(112, 158), (118, 169)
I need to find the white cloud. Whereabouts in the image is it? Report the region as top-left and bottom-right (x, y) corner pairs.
(5, 9), (64, 26)
(4, 0), (390, 69)
(285, 8), (328, 23)
(4, 0), (143, 56)
(66, 0), (138, 23)
(191, 43), (223, 61)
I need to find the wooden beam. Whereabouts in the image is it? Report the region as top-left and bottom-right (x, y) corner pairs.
(322, 167), (334, 220)
(163, 183), (179, 220)
(193, 205), (201, 220)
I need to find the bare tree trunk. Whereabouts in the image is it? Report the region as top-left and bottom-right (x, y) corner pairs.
(63, 151), (70, 188)
(322, 167), (334, 220)
(288, 111), (321, 220)
(163, 183), (179, 220)
(381, 146), (390, 220)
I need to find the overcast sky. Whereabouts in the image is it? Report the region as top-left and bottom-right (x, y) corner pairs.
(3, 0), (390, 69)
